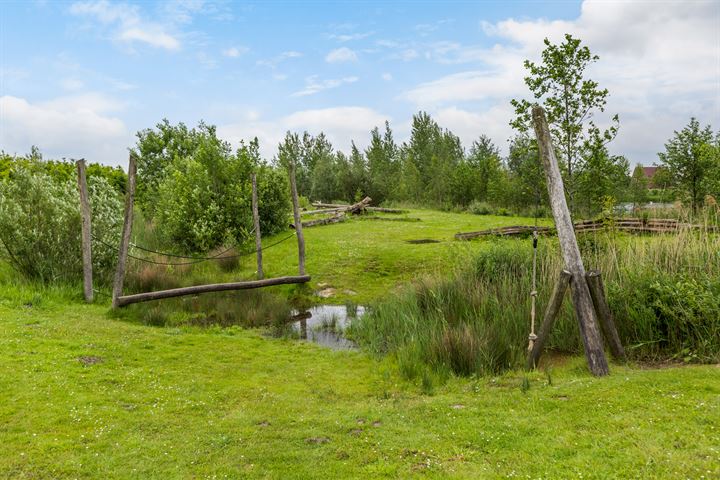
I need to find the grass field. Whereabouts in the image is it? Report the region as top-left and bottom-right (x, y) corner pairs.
(1, 210), (719, 478)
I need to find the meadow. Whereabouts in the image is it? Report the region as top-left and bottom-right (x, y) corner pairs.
(1, 209), (719, 478)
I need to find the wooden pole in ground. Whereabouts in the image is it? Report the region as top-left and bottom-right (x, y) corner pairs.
(76, 159), (93, 303)
(527, 270), (571, 370)
(586, 270), (626, 361)
(288, 159), (306, 275)
(532, 105), (609, 376)
(251, 173), (263, 279)
(112, 153), (137, 309)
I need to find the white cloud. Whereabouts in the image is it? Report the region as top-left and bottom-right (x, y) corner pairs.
(218, 107), (388, 158)
(381, 73), (393, 81)
(222, 46), (249, 58)
(257, 51), (303, 68)
(325, 47), (358, 63)
(291, 76), (358, 97)
(0, 94), (131, 165)
(70, 0), (180, 50)
(328, 31), (374, 42)
(403, 0), (720, 163)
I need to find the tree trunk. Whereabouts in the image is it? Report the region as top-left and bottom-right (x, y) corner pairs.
(532, 105), (609, 376)
(112, 154), (137, 309)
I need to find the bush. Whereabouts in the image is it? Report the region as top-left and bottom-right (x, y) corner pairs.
(468, 200), (492, 215)
(0, 168), (122, 284)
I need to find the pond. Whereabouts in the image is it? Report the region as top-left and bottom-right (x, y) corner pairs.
(290, 304), (365, 350)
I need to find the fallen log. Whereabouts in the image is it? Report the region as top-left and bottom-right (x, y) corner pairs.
(115, 275), (312, 307)
(302, 213), (347, 228)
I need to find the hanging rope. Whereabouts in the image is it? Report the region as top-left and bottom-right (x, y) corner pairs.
(528, 192), (541, 352)
(528, 229), (539, 351)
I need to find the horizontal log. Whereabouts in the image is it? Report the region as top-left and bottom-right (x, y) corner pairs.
(115, 275), (311, 307)
(302, 213), (346, 228)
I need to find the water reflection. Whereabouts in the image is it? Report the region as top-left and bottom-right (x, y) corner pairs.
(291, 305), (365, 350)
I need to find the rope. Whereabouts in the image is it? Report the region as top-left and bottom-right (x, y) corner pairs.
(528, 230), (539, 351)
(90, 231), (296, 266)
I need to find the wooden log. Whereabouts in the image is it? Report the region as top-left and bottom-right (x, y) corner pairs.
(302, 213), (347, 228)
(76, 159), (94, 303)
(586, 270), (626, 361)
(251, 173), (263, 279)
(532, 105), (609, 376)
(112, 153), (137, 309)
(309, 197), (373, 214)
(115, 275), (311, 307)
(288, 160), (306, 276)
(526, 270), (571, 370)
(301, 207), (346, 216)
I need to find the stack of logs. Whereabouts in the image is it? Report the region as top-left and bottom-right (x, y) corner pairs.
(455, 217), (717, 240)
(299, 197), (408, 227)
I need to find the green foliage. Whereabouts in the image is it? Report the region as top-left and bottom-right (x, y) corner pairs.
(136, 122), (289, 253)
(0, 168), (121, 283)
(629, 164), (649, 207)
(658, 118), (717, 213)
(511, 34), (620, 213)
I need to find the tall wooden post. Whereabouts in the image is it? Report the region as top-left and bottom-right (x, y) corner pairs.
(112, 153), (137, 309)
(532, 105), (609, 376)
(251, 173), (263, 279)
(76, 159), (93, 303)
(288, 160), (306, 276)
(586, 270), (626, 361)
(526, 270), (571, 370)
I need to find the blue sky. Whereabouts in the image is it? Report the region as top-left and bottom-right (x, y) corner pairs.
(1, 0), (718, 167)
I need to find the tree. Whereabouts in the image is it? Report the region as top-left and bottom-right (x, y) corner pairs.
(575, 133), (629, 216)
(628, 164), (649, 209)
(366, 122), (398, 204)
(658, 118), (715, 213)
(511, 34), (619, 213)
(506, 135), (546, 211)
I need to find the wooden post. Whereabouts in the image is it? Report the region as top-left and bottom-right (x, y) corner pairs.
(532, 105), (609, 376)
(586, 270), (626, 361)
(251, 173), (263, 279)
(526, 270), (571, 370)
(112, 153), (137, 309)
(76, 159), (93, 303)
(288, 160), (306, 276)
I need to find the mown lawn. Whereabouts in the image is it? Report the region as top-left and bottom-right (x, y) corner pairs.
(1, 286), (718, 479)
(203, 209), (549, 304)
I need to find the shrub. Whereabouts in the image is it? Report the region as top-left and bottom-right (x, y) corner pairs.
(468, 200), (492, 215)
(0, 168), (121, 284)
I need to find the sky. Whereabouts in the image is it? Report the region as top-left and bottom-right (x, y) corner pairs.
(1, 0), (719, 168)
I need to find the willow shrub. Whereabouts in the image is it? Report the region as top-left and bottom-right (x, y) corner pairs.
(350, 224), (720, 378)
(0, 168), (122, 284)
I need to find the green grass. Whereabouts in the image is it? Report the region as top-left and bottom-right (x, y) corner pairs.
(124, 209), (548, 305)
(1, 291), (718, 479)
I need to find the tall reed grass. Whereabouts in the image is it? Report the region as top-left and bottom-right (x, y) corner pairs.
(350, 219), (720, 379)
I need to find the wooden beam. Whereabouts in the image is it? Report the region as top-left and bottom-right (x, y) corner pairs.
(586, 270), (626, 361)
(251, 173), (263, 280)
(115, 275), (311, 307)
(526, 270), (571, 370)
(532, 105), (609, 376)
(288, 159), (306, 275)
(112, 153), (137, 309)
(76, 159), (93, 303)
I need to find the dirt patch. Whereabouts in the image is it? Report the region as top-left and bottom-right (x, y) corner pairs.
(78, 355), (103, 366)
(405, 239), (440, 244)
(305, 436), (330, 444)
(316, 288), (337, 298)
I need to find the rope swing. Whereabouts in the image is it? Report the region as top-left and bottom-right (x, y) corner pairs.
(527, 228), (539, 351)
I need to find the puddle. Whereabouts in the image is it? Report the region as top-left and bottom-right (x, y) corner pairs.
(290, 305), (365, 350)
(405, 239), (440, 244)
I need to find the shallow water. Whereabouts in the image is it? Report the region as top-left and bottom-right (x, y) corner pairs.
(291, 305), (365, 350)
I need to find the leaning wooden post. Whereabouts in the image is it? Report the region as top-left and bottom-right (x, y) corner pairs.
(527, 270), (571, 370)
(251, 173), (264, 279)
(76, 159), (93, 303)
(532, 105), (609, 376)
(586, 270), (625, 361)
(112, 153), (137, 309)
(288, 160), (306, 276)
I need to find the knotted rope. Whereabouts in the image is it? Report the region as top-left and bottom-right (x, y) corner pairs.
(528, 229), (539, 351)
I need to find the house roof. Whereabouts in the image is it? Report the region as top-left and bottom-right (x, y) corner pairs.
(642, 166), (658, 178)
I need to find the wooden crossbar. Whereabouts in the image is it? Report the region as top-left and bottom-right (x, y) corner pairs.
(115, 275), (311, 307)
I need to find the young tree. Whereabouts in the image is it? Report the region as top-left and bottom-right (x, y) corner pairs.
(511, 34), (619, 213)
(658, 118), (715, 213)
(629, 164), (649, 209)
(366, 122), (398, 204)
